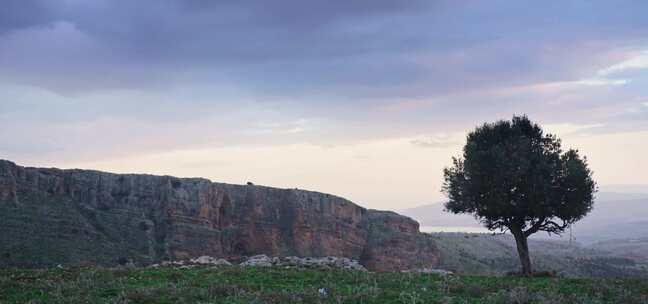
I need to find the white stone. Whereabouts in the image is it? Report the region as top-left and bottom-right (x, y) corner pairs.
(190, 256), (232, 266)
(240, 254), (275, 267)
(402, 268), (453, 275)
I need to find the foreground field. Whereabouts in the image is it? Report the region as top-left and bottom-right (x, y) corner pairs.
(1, 266), (647, 304)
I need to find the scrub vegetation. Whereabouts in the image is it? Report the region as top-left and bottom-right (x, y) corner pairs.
(2, 266), (647, 304)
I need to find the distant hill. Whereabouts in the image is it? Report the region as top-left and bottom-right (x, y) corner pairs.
(400, 202), (482, 230)
(402, 191), (648, 271)
(593, 238), (648, 264)
(571, 194), (648, 242)
(429, 232), (648, 278)
(402, 191), (648, 243)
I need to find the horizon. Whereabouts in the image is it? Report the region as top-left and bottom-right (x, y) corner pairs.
(2, 1), (648, 210)
(3, 158), (647, 211)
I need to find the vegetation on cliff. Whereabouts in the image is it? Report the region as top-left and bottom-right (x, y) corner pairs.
(2, 266), (647, 304)
(0, 159), (437, 272)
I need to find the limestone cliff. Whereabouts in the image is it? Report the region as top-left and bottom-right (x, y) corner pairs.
(0, 160), (438, 271)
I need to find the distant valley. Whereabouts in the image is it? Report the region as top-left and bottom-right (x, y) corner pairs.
(402, 190), (648, 277)
(429, 232), (648, 278)
(402, 190), (648, 243)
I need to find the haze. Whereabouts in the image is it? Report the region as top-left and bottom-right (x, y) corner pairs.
(1, 1), (647, 210)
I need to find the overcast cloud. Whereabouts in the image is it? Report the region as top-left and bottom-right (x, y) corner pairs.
(1, 1), (647, 208)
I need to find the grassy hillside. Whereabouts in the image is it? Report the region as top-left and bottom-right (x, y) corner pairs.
(594, 238), (648, 264)
(1, 266), (647, 304)
(430, 233), (648, 278)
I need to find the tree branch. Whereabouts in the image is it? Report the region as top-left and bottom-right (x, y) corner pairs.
(523, 217), (546, 237)
(531, 219), (569, 235)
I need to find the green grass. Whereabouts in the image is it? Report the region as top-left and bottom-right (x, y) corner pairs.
(1, 266), (647, 303)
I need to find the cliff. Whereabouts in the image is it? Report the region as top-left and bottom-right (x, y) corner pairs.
(0, 160), (438, 271)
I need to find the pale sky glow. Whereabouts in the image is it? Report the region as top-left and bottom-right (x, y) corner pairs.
(43, 127), (647, 210)
(1, 1), (648, 211)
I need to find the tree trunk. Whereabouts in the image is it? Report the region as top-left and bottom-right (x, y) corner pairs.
(511, 229), (532, 276)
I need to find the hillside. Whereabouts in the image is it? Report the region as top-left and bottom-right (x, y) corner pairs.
(402, 193), (648, 268)
(0, 160), (437, 272)
(430, 233), (648, 278)
(594, 238), (648, 264)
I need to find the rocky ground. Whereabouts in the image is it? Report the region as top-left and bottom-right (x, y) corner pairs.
(150, 254), (368, 272)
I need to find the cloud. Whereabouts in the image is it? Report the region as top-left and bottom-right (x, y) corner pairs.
(1, 1), (648, 210)
(410, 133), (465, 149)
(598, 51), (648, 76)
(1, 0), (648, 97)
(1, 0), (648, 166)
(572, 79), (629, 86)
(544, 123), (606, 137)
(0, 0), (59, 34)
(247, 118), (318, 135)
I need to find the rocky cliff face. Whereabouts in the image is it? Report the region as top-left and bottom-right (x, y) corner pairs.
(0, 160), (438, 271)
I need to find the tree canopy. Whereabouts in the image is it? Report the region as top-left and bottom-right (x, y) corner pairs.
(442, 115), (596, 274)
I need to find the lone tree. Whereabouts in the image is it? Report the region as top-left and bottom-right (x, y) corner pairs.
(442, 115), (596, 275)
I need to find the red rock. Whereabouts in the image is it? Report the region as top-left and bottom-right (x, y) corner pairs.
(0, 160), (439, 271)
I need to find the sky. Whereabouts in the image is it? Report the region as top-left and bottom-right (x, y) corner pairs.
(1, 0), (647, 210)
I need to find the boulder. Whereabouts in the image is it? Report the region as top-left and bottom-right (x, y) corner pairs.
(402, 268), (454, 275)
(280, 256), (367, 271)
(240, 254), (277, 267)
(190, 256), (232, 266)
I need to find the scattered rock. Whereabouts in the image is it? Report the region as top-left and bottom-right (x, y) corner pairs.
(281, 256), (367, 271)
(239, 255), (367, 271)
(123, 255), (369, 271)
(161, 260), (186, 267)
(190, 256), (232, 266)
(240, 254), (277, 267)
(402, 268), (454, 275)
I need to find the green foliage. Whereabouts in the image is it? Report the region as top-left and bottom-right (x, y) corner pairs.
(1, 266), (647, 303)
(443, 115), (596, 236)
(442, 116), (597, 274)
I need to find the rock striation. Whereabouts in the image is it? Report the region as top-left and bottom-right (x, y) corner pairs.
(0, 160), (438, 271)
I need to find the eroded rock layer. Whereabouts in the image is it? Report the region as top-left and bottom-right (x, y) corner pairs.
(0, 160), (438, 271)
